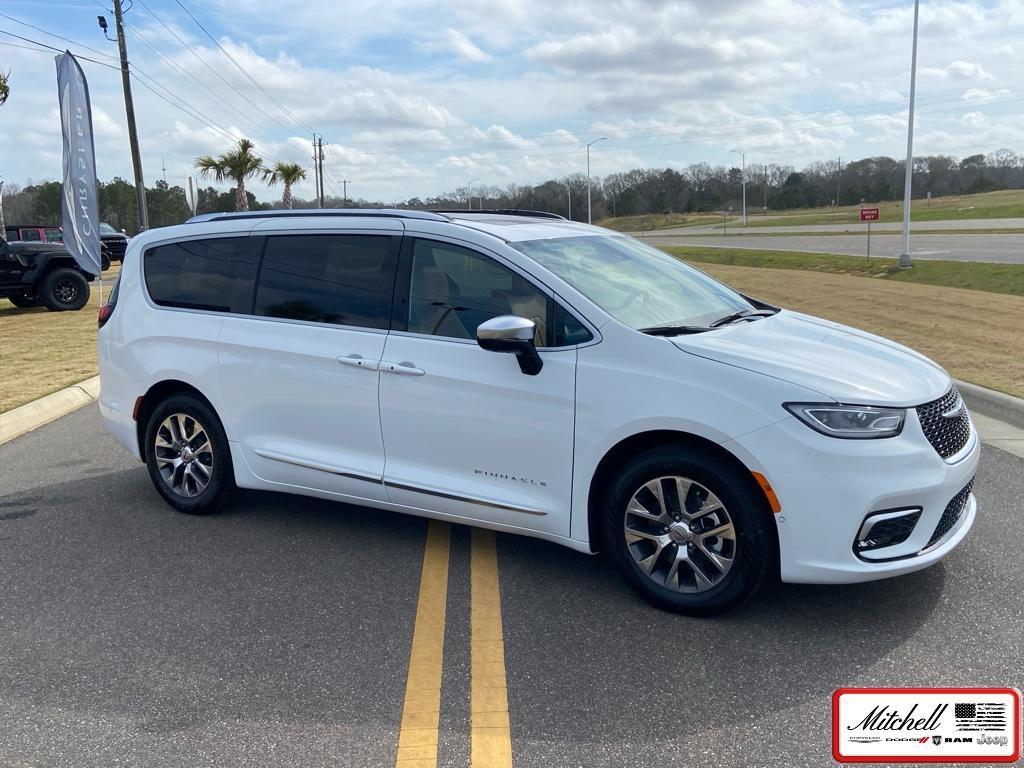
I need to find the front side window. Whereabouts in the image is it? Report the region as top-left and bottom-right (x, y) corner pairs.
(144, 236), (259, 313)
(406, 239), (589, 347)
(512, 235), (754, 330)
(254, 234), (399, 329)
(44, 229), (63, 242)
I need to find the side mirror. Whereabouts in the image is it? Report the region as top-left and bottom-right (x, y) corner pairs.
(476, 315), (543, 376)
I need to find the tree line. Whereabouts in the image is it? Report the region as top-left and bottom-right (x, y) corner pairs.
(2, 147), (1020, 235)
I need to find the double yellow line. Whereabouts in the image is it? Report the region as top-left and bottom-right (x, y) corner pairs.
(395, 522), (512, 768)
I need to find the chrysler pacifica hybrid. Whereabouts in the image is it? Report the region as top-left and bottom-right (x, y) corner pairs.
(98, 209), (979, 614)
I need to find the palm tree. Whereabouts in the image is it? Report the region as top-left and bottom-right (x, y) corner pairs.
(262, 161), (307, 209)
(194, 137), (264, 211)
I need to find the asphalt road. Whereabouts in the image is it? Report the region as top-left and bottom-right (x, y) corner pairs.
(656, 217), (1024, 236)
(643, 231), (1024, 264)
(2, 406), (1022, 767)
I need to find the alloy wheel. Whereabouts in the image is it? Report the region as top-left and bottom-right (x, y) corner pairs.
(623, 475), (737, 593)
(54, 278), (79, 304)
(154, 413), (214, 497)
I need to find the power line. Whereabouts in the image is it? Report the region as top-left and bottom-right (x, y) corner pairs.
(121, 19), (297, 144)
(171, 0), (318, 136)
(0, 28), (119, 69)
(0, 10), (118, 60)
(131, 0), (299, 137)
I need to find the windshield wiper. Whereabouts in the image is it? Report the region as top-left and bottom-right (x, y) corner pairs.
(708, 308), (779, 328)
(639, 324), (711, 336)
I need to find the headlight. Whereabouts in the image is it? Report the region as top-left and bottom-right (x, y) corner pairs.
(784, 403), (906, 439)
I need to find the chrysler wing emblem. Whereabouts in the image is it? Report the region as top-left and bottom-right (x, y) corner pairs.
(941, 396), (965, 419)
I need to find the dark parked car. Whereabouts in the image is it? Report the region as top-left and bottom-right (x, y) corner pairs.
(99, 222), (129, 263)
(0, 239), (101, 311)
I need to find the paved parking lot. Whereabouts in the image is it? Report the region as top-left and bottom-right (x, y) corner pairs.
(2, 406), (1022, 767)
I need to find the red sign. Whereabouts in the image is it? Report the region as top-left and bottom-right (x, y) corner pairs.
(860, 208), (880, 221)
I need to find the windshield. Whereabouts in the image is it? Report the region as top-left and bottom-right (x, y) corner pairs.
(99, 223), (117, 235)
(511, 235), (754, 329)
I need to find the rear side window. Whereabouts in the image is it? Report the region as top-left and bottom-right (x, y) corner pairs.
(45, 229), (63, 242)
(254, 234), (400, 329)
(20, 229), (41, 242)
(144, 237), (259, 313)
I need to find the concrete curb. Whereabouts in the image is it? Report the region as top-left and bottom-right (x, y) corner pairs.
(0, 376), (100, 446)
(956, 379), (1024, 431)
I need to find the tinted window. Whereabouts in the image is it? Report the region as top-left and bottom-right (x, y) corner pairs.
(20, 229), (41, 242)
(407, 239), (589, 347)
(254, 234), (399, 329)
(44, 229), (63, 242)
(145, 237), (259, 312)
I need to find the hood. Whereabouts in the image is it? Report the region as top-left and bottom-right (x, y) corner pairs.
(671, 310), (949, 406)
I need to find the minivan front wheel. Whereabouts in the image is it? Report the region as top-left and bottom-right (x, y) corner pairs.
(144, 395), (235, 515)
(602, 446), (775, 616)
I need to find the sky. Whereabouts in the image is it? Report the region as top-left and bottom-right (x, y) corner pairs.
(0, 0), (1022, 204)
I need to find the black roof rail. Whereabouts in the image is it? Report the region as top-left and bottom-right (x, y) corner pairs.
(186, 208), (449, 224)
(430, 209), (567, 220)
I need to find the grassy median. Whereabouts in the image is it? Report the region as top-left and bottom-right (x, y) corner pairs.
(0, 253), (1021, 413)
(0, 266), (118, 413)
(664, 246), (1024, 297)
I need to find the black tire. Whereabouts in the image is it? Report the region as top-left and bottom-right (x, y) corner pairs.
(40, 267), (90, 311)
(101, 252), (111, 272)
(601, 445), (776, 616)
(7, 292), (40, 308)
(144, 394), (236, 515)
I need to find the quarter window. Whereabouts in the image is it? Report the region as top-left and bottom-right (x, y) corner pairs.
(144, 237), (259, 313)
(254, 234), (399, 329)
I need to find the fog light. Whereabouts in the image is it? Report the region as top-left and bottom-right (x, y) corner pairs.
(854, 508), (922, 555)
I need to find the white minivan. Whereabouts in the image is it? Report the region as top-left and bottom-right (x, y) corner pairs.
(98, 209), (979, 615)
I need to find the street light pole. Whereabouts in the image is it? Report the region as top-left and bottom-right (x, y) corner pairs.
(467, 178), (479, 210)
(898, 0), (921, 269)
(730, 149), (747, 225)
(586, 137), (606, 224)
(563, 182), (572, 221)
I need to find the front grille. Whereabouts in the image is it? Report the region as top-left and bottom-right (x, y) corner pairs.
(103, 238), (127, 261)
(925, 479), (974, 549)
(916, 386), (972, 459)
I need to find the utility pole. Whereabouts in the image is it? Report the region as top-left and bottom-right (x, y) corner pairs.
(467, 178), (479, 210)
(898, 0), (920, 269)
(161, 157), (166, 183)
(586, 137), (606, 224)
(342, 179), (350, 207)
(763, 164), (769, 210)
(312, 134), (320, 207)
(563, 182), (572, 221)
(109, 0), (148, 230)
(317, 137), (325, 208)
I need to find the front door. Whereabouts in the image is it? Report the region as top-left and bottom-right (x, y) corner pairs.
(378, 237), (581, 536)
(218, 229), (402, 503)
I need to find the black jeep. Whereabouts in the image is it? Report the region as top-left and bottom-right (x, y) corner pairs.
(0, 238), (103, 311)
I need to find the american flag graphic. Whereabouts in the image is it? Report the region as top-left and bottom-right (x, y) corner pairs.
(954, 702), (1008, 731)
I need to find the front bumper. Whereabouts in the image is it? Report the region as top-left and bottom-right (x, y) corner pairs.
(725, 408), (980, 584)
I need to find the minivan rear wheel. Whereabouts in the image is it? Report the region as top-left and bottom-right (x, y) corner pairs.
(144, 395), (236, 515)
(602, 446), (775, 616)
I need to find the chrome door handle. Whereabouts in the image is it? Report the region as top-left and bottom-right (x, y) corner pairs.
(382, 361), (425, 376)
(337, 354), (380, 371)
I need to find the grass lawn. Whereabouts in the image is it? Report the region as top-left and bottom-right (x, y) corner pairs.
(744, 189), (1024, 228)
(663, 246), (1024, 297)
(599, 213), (722, 231)
(0, 265), (118, 413)
(0, 254), (1021, 413)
